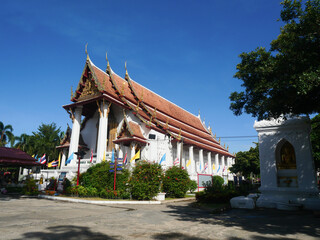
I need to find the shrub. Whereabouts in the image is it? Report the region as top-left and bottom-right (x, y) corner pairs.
(162, 166), (191, 198)
(77, 186), (88, 197)
(195, 175), (242, 204)
(86, 187), (98, 197)
(188, 180), (198, 193)
(211, 175), (224, 190)
(62, 178), (71, 193)
(80, 162), (130, 193)
(129, 161), (163, 200)
(22, 178), (38, 195)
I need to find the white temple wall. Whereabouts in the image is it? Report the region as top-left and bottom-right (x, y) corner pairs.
(81, 111), (99, 158)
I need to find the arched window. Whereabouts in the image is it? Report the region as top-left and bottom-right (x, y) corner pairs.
(276, 140), (296, 170)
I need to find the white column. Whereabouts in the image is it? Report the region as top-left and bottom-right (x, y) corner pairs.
(176, 142), (181, 166)
(199, 149), (204, 174)
(208, 152), (212, 175)
(130, 143), (136, 170)
(215, 153), (219, 175)
(118, 144), (124, 160)
(68, 106), (82, 166)
(60, 149), (67, 168)
(188, 146), (194, 175)
(221, 155), (225, 176)
(96, 101), (110, 163)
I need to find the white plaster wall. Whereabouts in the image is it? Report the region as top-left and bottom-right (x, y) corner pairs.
(81, 111), (99, 158)
(255, 117), (318, 192)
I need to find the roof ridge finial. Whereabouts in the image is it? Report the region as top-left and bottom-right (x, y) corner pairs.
(198, 109), (201, 118)
(106, 51), (110, 73)
(85, 43), (90, 61)
(124, 61), (131, 82)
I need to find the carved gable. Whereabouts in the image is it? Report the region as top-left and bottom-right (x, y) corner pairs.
(78, 79), (101, 100)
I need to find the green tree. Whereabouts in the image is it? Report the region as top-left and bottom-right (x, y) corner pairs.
(30, 123), (63, 161)
(230, 0), (320, 120)
(13, 133), (30, 152)
(311, 114), (320, 169)
(230, 143), (260, 178)
(0, 121), (14, 147)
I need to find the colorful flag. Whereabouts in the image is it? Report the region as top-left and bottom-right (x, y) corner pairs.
(40, 154), (46, 164)
(48, 160), (58, 168)
(90, 149), (93, 163)
(57, 153), (61, 168)
(102, 151), (106, 162)
(203, 163), (208, 173)
(222, 166), (226, 173)
(217, 165), (221, 173)
(173, 157), (179, 166)
(123, 152), (128, 165)
(66, 152), (74, 165)
(186, 159), (191, 167)
(130, 150), (140, 163)
(52, 160), (59, 167)
(111, 149), (115, 163)
(159, 153), (166, 165)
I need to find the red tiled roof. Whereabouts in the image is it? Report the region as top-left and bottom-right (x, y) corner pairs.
(70, 59), (233, 158)
(0, 147), (41, 166)
(128, 121), (145, 140)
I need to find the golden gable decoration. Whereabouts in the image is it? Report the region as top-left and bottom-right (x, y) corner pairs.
(78, 79), (100, 100)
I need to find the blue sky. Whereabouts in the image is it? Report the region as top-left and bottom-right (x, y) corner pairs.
(0, 0), (284, 153)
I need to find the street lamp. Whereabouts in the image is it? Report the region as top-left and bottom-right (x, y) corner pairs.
(74, 150), (86, 186)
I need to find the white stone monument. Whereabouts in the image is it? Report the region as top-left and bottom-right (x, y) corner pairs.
(254, 116), (320, 210)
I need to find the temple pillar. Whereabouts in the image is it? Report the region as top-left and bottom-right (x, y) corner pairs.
(188, 146), (195, 176)
(214, 153), (219, 175)
(199, 149), (204, 173)
(118, 144), (124, 160)
(207, 152), (212, 175)
(176, 142), (181, 166)
(96, 101), (110, 163)
(60, 149), (67, 167)
(221, 155), (226, 176)
(68, 106), (82, 166)
(130, 143), (136, 170)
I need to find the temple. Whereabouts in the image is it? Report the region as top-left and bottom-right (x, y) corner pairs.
(56, 52), (235, 181)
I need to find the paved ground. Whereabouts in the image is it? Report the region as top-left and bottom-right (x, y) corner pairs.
(0, 195), (319, 240)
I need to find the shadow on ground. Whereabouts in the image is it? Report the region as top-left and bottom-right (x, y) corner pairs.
(163, 203), (320, 239)
(152, 232), (208, 240)
(0, 193), (21, 201)
(16, 225), (117, 240)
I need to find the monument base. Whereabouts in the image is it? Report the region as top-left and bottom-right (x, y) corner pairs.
(256, 187), (320, 210)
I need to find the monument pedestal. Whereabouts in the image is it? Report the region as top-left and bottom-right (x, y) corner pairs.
(254, 116), (320, 210)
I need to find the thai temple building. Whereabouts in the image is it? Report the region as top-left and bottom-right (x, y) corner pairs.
(55, 51), (235, 181)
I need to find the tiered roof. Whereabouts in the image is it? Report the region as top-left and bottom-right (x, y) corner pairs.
(63, 55), (233, 157)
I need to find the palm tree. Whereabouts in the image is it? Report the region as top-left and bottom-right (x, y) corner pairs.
(0, 121), (14, 147)
(14, 133), (30, 152)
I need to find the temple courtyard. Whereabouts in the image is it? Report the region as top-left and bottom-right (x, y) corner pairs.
(0, 197), (319, 240)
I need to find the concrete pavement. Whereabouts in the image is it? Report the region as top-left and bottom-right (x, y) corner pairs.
(0, 195), (319, 240)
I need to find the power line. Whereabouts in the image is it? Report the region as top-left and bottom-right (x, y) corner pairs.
(218, 136), (258, 139)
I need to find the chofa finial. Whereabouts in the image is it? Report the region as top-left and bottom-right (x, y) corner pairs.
(85, 43), (89, 61)
(106, 51), (111, 73)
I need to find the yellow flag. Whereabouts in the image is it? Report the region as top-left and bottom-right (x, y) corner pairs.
(58, 153), (61, 168)
(102, 151), (106, 162)
(186, 159), (191, 167)
(212, 163), (216, 170)
(32, 154), (35, 158)
(130, 150), (140, 162)
(47, 161), (53, 168)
